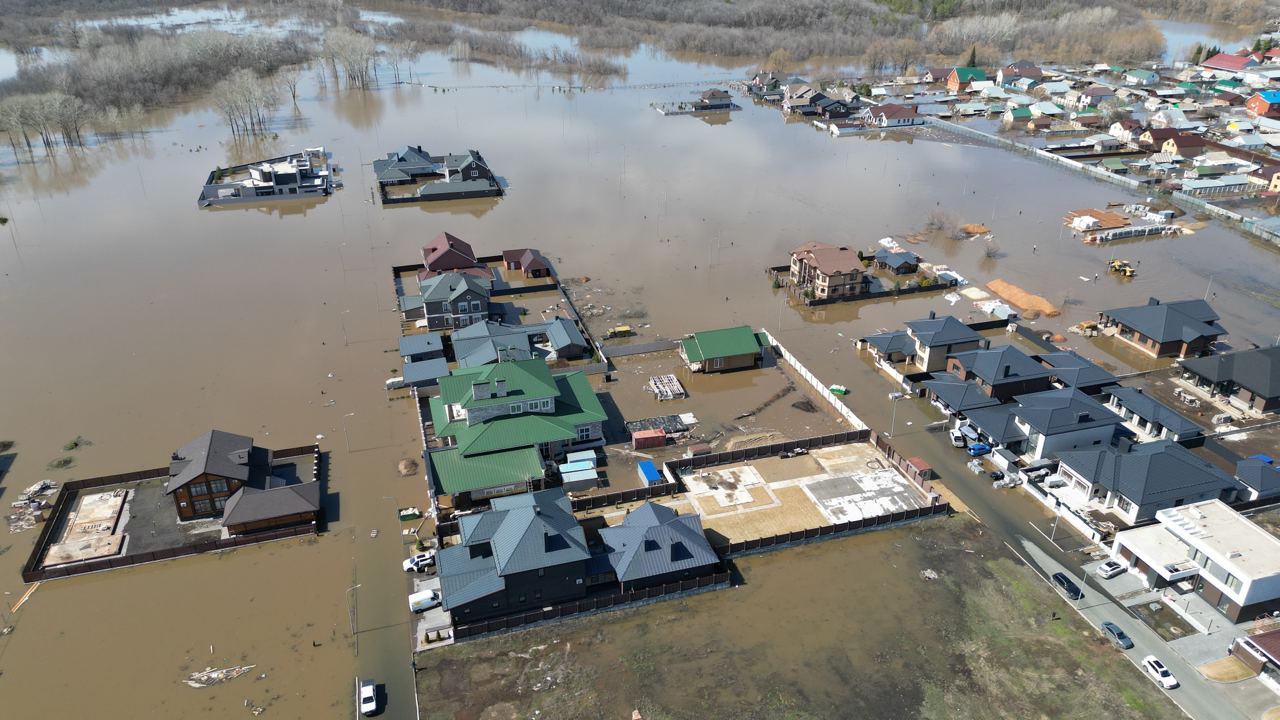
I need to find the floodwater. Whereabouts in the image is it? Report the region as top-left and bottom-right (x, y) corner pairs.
(1156, 19), (1256, 63)
(0, 14), (1278, 718)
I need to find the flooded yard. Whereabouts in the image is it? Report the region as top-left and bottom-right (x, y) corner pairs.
(415, 516), (1177, 720)
(0, 7), (1276, 717)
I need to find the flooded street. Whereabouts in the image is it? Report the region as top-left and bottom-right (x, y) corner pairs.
(0, 17), (1277, 717)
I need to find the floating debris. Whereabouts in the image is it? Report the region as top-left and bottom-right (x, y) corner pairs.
(185, 664), (256, 688)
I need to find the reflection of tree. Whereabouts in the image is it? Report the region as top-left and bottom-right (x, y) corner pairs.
(695, 113), (732, 126)
(329, 86), (385, 130)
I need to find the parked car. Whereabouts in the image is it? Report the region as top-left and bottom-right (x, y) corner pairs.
(358, 679), (378, 715)
(402, 551), (436, 573)
(1143, 655), (1179, 689)
(409, 588), (442, 613)
(1101, 621), (1134, 650)
(1052, 572), (1084, 600)
(966, 442), (992, 457)
(988, 471), (1005, 481)
(949, 429), (966, 448)
(1097, 560), (1125, 579)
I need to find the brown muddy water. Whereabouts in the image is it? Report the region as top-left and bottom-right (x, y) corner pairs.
(415, 517), (1177, 720)
(0, 13), (1277, 718)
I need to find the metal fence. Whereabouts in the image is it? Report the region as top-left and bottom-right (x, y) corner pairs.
(804, 279), (957, 306)
(720, 503), (951, 557)
(21, 445), (322, 583)
(452, 571), (731, 640)
(491, 283), (560, 297)
(570, 482), (683, 511)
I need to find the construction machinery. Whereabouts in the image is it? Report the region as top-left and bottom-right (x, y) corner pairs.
(1107, 259), (1137, 278)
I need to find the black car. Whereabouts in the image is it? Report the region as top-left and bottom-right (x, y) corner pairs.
(1052, 572), (1084, 600)
(1101, 621), (1134, 649)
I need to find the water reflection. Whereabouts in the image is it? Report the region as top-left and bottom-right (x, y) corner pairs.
(695, 112), (733, 126)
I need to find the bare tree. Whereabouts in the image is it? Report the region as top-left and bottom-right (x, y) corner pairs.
(279, 65), (304, 105)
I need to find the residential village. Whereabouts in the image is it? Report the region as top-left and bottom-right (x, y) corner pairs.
(13, 23), (1280, 720)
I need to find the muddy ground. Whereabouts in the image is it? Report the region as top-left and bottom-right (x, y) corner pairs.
(415, 516), (1177, 720)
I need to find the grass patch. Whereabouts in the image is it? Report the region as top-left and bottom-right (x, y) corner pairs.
(63, 435), (91, 452)
(47, 456), (74, 469)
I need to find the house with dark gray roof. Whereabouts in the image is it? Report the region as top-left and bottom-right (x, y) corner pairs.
(946, 344), (1054, 401)
(861, 330), (916, 365)
(1236, 456), (1280, 501)
(902, 312), (984, 371)
(871, 248), (920, 275)
(964, 388), (1122, 460)
(501, 248), (552, 278)
(1104, 386), (1204, 442)
(922, 378), (1003, 417)
(163, 430), (321, 532)
(399, 332), (444, 363)
(403, 271), (492, 332)
(436, 488), (590, 622)
(599, 503), (719, 591)
(373, 146), (500, 203)
(1035, 350), (1118, 394)
(1056, 440), (1243, 524)
(1100, 297), (1225, 359)
(1182, 346), (1280, 414)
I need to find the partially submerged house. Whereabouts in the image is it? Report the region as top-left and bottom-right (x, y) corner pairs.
(790, 242), (869, 299)
(694, 88), (736, 111)
(400, 271), (492, 332)
(198, 147), (331, 207)
(599, 503), (719, 592)
(501, 248), (552, 278)
(373, 145), (501, 203)
(964, 388), (1122, 460)
(1181, 346), (1280, 414)
(427, 359), (607, 506)
(901, 312), (983, 372)
(451, 318), (589, 368)
(1035, 350), (1118, 394)
(437, 488), (590, 622)
(946, 67), (987, 93)
(680, 326), (766, 373)
(863, 103), (923, 127)
(1055, 440), (1239, 524)
(871, 248), (920, 274)
(1099, 297), (1225, 359)
(418, 232), (492, 281)
(164, 430), (320, 534)
(1111, 500), (1280, 622)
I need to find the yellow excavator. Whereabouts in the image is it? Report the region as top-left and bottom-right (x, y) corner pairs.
(1108, 259), (1136, 278)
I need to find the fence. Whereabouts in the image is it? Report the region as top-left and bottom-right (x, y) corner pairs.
(1011, 323), (1060, 353)
(664, 430), (871, 474)
(602, 340), (680, 358)
(452, 571), (731, 640)
(21, 444), (322, 583)
(803, 279), (958, 306)
(869, 430), (937, 491)
(569, 481), (682, 511)
(719, 503), (951, 557)
(760, 329), (868, 430)
(491, 282), (560, 297)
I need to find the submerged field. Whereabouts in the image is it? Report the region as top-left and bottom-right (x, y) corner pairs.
(415, 517), (1176, 720)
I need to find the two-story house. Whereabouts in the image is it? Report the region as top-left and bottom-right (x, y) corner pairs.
(437, 488), (590, 622)
(902, 312), (984, 372)
(963, 388), (1121, 460)
(417, 232), (492, 281)
(1111, 500), (1280, 622)
(404, 272), (491, 331)
(427, 359), (607, 506)
(789, 242), (869, 299)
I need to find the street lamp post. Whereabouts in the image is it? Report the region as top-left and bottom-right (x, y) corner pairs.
(346, 583), (362, 655)
(887, 392), (905, 437)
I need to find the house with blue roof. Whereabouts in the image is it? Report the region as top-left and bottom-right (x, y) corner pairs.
(436, 488), (590, 622)
(1247, 90), (1280, 119)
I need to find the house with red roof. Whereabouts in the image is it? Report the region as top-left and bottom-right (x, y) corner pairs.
(1202, 52), (1258, 75)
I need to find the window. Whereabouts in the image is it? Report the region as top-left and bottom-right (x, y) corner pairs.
(193, 499), (213, 514)
(214, 496), (227, 511)
(510, 403), (524, 414)
(712, 358), (725, 369)
(577, 425), (593, 441)
(471, 301), (482, 312)
(538, 569), (545, 577)
(188, 482), (208, 497)
(1116, 497), (1133, 512)
(1191, 548), (1207, 567)
(209, 478), (228, 494)
(1226, 573), (1243, 593)
(442, 302), (450, 312)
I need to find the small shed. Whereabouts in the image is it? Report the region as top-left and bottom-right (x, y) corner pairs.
(559, 460), (595, 475)
(632, 428), (667, 449)
(565, 450), (598, 467)
(637, 461), (663, 486)
(562, 468), (599, 492)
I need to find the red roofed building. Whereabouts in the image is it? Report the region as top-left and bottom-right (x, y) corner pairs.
(863, 103), (923, 127)
(418, 232), (493, 281)
(1202, 52), (1258, 74)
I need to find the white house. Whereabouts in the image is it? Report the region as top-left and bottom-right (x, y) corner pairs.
(1111, 500), (1280, 622)
(963, 388), (1122, 461)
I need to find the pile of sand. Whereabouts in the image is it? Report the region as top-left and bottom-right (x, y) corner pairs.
(960, 223), (990, 235)
(985, 279), (1060, 318)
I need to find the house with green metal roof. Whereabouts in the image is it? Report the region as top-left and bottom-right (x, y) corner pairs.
(679, 325), (766, 373)
(946, 67), (987, 92)
(427, 359), (608, 504)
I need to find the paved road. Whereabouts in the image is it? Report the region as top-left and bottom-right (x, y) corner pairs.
(831, 356), (1257, 720)
(1016, 540), (1250, 720)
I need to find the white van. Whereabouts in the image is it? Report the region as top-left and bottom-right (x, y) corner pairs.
(409, 589), (442, 613)
(385, 376), (407, 390)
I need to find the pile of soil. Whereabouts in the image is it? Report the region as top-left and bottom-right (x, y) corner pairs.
(959, 223), (990, 235)
(986, 278), (1060, 317)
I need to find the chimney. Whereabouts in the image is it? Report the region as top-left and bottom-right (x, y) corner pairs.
(1002, 365), (1012, 378)
(1077, 411), (1091, 423)
(983, 339), (991, 349)
(1147, 297), (1161, 306)
(928, 310), (937, 319)
(472, 381), (490, 400)
(494, 379), (507, 397)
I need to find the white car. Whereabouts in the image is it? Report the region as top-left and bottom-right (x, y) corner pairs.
(1143, 656), (1179, 689)
(1096, 560), (1125, 579)
(402, 551), (436, 572)
(358, 679), (378, 715)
